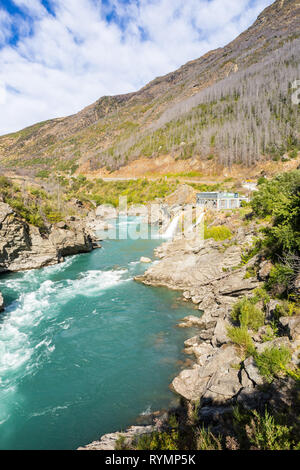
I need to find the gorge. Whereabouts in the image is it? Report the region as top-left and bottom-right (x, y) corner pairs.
(0, 0), (299, 451)
(0, 216), (199, 450)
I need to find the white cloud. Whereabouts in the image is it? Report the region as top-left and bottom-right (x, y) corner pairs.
(0, 0), (273, 135)
(0, 9), (13, 45)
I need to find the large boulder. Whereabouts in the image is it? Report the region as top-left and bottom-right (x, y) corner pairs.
(140, 257), (152, 264)
(218, 271), (261, 297)
(203, 368), (242, 403)
(49, 221), (95, 257)
(212, 318), (230, 347)
(255, 336), (291, 355)
(265, 299), (280, 321)
(0, 203), (58, 272)
(177, 315), (206, 328)
(279, 317), (300, 341)
(172, 345), (241, 403)
(258, 260), (273, 281)
(172, 364), (210, 401)
(191, 342), (215, 366)
(243, 356), (264, 386)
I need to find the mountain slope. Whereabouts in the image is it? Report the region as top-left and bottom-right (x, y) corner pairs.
(0, 0), (299, 175)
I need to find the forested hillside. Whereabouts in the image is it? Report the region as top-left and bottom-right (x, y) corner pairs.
(113, 39), (300, 168)
(0, 0), (299, 176)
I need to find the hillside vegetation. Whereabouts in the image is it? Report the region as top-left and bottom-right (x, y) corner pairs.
(0, 0), (299, 176)
(0, 174), (186, 229)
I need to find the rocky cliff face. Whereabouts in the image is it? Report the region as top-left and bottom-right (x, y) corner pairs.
(0, 201), (98, 275)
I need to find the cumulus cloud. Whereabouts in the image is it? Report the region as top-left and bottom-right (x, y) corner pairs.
(0, 9), (13, 45)
(0, 0), (273, 135)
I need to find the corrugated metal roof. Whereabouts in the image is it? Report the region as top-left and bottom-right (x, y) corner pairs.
(197, 192), (239, 199)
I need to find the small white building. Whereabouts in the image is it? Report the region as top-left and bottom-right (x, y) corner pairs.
(196, 192), (248, 210)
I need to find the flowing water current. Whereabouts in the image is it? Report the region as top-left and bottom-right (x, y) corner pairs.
(0, 217), (196, 449)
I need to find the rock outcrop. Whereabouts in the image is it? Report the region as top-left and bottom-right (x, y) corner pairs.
(135, 224), (299, 411)
(279, 315), (300, 341)
(78, 426), (155, 451)
(0, 201), (99, 273)
(0, 291), (4, 312)
(136, 228), (261, 322)
(172, 344), (241, 403)
(140, 257), (152, 263)
(136, 228), (258, 291)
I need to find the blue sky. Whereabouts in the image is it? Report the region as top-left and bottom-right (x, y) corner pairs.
(0, 0), (273, 134)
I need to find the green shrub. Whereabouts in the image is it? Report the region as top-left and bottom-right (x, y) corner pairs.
(136, 431), (179, 450)
(261, 324), (279, 342)
(254, 346), (292, 382)
(227, 326), (256, 356)
(282, 365), (300, 382)
(36, 169), (50, 179)
(231, 297), (265, 331)
(135, 414), (180, 450)
(0, 175), (13, 188)
(266, 263), (295, 295)
(115, 435), (130, 450)
(257, 176), (267, 185)
(251, 287), (270, 306)
(251, 171), (300, 255)
(204, 225), (232, 241)
(240, 199), (250, 208)
(196, 427), (222, 450)
(240, 241), (261, 265)
(43, 206), (63, 223)
(245, 409), (294, 450)
(289, 149), (298, 159)
(274, 300), (300, 317)
(233, 406), (298, 450)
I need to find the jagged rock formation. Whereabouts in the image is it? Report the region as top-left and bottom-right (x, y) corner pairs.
(78, 426), (156, 451)
(136, 226), (258, 293)
(0, 201), (98, 273)
(136, 227), (299, 413)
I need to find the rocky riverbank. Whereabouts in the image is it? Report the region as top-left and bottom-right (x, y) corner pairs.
(0, 201), (100, 274)
(0, 200), (102, 310)
(79, 212), (299, 450)
(139, 223), (299, 432)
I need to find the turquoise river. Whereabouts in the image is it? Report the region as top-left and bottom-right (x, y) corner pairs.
(0, 217), (196, 450)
